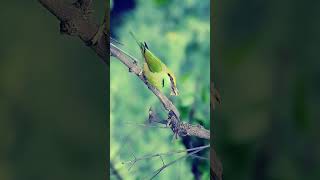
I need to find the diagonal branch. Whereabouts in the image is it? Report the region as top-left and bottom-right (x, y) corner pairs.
(38, 0), (109, 65)
(110, 44), (210, 139)
(38, 0), (210, 140)
(110, 43), (180, 117)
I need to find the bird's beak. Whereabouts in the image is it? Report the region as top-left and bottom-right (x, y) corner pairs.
(170, 86), (179, 96)
(167, 73), (179, 96)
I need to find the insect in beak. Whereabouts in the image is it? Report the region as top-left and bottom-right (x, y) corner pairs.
(168, 73), (179, 96)
(170, 87), (179, 96)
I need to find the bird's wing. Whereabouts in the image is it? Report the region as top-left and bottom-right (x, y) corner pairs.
(144, 47), (163, 73)
(143, 63), (164, 90)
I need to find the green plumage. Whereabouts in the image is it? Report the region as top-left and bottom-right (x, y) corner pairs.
(130, 32), (179, 96)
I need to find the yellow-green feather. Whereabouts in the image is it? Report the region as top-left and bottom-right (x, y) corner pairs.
(143, 63), (165, 90)
(130, 31), (163, 72)
(130, 31), (179, 95)
(143, 48), (163, 72)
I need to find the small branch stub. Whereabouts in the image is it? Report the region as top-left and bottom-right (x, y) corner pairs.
(38, 0), (210, 140)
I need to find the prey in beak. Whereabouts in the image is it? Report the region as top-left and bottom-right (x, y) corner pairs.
(170, 86), (179, 96)
(167, 73), (179, 96)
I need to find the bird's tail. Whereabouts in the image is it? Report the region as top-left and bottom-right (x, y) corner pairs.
(129, 31), (145, 52)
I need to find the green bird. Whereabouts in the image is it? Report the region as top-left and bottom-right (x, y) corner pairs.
(130, 32), (179, 96)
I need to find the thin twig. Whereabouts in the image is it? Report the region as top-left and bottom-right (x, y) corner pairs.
(147, 147), (208, 180)
(121, 121), (169, 129)
(122, 145), (209, 165)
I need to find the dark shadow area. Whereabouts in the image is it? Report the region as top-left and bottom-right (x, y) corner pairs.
(213, 0), (320, 179)
(0, 1), (108, 179)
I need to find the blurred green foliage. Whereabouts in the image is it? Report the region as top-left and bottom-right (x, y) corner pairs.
(110, 0), (210, 179)
(214, 0), (320, 179)
(1, 0), (317, 180)
(0, 1), (107, 179)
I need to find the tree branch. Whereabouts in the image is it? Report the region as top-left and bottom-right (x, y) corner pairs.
(147, 147), (208, 180)
(122, 145), (210, 166)
(38, 0), (108, 65)
(38, 0), (210, 140)
(111, 44), (210, 140)
(110, 43), (180, 117)
(73, 0), (92, 13)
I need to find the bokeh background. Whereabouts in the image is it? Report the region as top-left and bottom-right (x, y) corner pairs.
(0, 0), (108, 179)
(110, 0), (210, 179)
(214, 0), (320, 180)
(1, 0), (319, 180)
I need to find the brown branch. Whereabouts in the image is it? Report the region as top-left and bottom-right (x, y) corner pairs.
(110, 44), (210, 139)
(38, 0), (109, 65)
(148, 108), (210, 139)
(73, 0), (92, 13)
(110, 44), (180, 117)
(38, 0), (210, 140)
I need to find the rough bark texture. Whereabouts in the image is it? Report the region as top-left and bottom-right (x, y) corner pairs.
(38, 0), (210, 140)
(39, 0), (109, 65)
